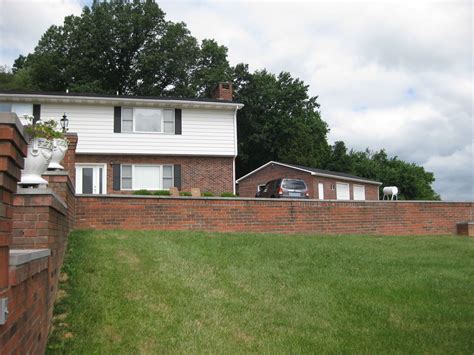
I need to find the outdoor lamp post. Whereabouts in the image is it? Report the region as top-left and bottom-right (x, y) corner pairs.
(60, 113), (69, 132)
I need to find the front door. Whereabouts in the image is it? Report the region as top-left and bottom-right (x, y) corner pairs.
(76, 165), (106, 194)
(318, 182), (324, 200)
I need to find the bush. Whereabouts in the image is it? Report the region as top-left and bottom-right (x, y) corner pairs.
(154, 190), (171, 196)
(133, 189), (152, 195)
(220, 192), (236, 198)
(180, 191), (192, 196)
(201, 191), (214, 197)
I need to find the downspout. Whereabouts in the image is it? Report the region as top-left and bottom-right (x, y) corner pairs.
(233, 106), (238, 195)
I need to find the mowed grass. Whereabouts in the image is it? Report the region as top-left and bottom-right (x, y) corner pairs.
(47, 230), (474, 354)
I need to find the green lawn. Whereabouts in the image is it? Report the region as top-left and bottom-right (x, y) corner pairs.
(47, 230), (474, 354)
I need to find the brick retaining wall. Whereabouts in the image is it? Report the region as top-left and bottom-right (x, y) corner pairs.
(76, 196), (473, 236)
(0, 112), (76, 353)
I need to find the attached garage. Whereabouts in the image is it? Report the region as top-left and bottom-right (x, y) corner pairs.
(336, 183), (350, 200)
(353, 184), (366, 200)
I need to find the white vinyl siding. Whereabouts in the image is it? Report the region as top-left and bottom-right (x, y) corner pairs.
(121, 164), (172, 190)
(41, 104), (236, 156)
(353, 184), (366, 200)
(336, 182), (350, 200)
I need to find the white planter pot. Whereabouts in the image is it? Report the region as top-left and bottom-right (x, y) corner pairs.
(48, 138), (68, 170)
(19, 138), (53, 186)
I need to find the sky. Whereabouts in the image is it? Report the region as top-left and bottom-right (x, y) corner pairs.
(0, 0), (472, 201)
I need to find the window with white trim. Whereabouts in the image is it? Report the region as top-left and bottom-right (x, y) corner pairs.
(0, 103), (33, 122)
(121, 164), (173, 190)
(121, 108), (175, 133)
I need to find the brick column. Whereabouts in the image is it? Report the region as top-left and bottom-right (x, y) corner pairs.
(63, 133), (78, 187)
(0, 113), (27, 292)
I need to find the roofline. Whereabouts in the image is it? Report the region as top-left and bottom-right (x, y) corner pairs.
(0, 91), (244, 110)
(236, 160), (383, 185)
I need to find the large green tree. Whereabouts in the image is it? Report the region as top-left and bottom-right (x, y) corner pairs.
(332, 148), (440, 200)
(233, 64), (330, 176)
(2, 0), (440, 199)
(12, 0), (230, 97)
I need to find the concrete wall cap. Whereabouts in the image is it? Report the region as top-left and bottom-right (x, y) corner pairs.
(9, 249), (50, 266)
(43, 170), (69, 176)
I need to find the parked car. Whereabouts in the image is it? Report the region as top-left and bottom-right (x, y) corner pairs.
(256, 178), (309, 198)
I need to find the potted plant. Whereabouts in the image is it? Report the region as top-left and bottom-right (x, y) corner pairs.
(48, 127), (69, 171)
(19, 117), (58, 186)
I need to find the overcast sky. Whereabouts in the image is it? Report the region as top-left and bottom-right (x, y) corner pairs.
(0, 0), (472, 201)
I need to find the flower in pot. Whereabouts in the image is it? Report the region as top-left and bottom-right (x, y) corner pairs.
(19, 117), (58, 186)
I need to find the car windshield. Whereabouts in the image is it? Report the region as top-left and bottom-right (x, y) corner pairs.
(282, 179), (306, 190)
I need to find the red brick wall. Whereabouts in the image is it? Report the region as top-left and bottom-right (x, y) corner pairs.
(0, 180), (73, 353)
(75, 196), (473, 236)
(0, 113), (76, 353)
(63, 133), (78, 187)
(75, 154), (234, 195)
(0, 114), (27, 291)
(43, 172), (76, 232)
(237, 164), (380, 200)
(2, 258), (50, 353)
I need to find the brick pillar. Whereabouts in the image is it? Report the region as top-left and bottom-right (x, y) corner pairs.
(0, 113), (27, 292)
(63, 133), (78, 188)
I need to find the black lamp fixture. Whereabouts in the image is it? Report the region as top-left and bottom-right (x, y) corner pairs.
(60, 113), (69, 133)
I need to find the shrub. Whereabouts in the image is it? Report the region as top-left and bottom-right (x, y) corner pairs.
(180, 191), (192, 196)
(154, 190), (171, 196)
(201, 191), (214, 197)
(133, 189), (152, 195)
(220, 192), (236, 198)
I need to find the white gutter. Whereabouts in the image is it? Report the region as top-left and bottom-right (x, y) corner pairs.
(0, 93), (244, 110)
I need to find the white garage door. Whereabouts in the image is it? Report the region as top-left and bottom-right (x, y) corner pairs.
(336, 183), (350, 200)
(353, 185), (366, 200)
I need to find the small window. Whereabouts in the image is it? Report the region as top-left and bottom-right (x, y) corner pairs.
(163, 109), (175, 133)
(122, 107), (174, 133)
(133, 165), (160, 190)
(122, 108), (133, 132)
(0, 103), (33, 121)
(0, 103), (12, 112)
(12, 104), (33, 118)
(162, 165), (173, 189)
(121, 164), (173, 190)
(121, 165), (132, 189)
(331, 184), (335, 191)
(134, 108), (161, 132)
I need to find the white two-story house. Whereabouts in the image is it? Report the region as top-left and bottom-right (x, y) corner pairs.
(0, 84), (243, 195)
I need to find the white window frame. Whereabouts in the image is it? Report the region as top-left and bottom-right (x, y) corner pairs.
(75, 163), (107, 195)
(336, 182), (350, 200)
(122, 107), (175, 134)
(353, 184), (366, 201)
(120, 164), (174, 191)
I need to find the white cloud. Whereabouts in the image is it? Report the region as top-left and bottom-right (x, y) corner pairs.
(424, 144), (473, 201)
(0, 0), (472, 200)
(0, 0), (82, 67)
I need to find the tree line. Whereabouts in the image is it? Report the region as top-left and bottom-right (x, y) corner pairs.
(0, 0), (439, 200)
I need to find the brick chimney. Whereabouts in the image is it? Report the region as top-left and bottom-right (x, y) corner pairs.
(212, 82), (233, 101)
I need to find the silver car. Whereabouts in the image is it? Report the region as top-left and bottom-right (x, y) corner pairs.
(256, 178), (309, 198)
